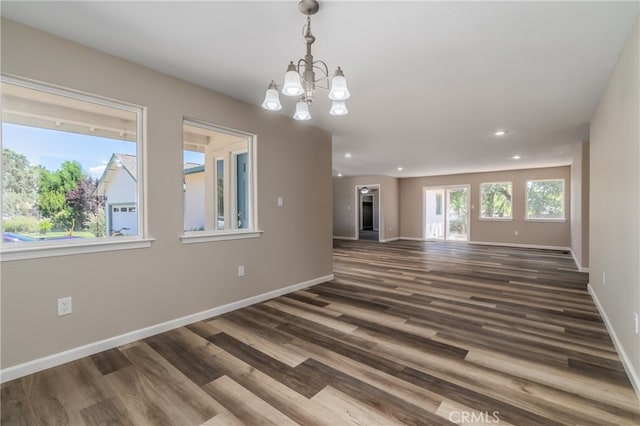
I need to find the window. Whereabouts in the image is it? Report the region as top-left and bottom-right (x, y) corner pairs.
(1, 77), (146, 258)
(182, 119), (257, 242)
(526, 179), (565, 220)
(480, 182), (512, 219)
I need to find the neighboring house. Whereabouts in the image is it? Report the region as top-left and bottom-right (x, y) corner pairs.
(95, 154), (205, 235)
(183, 164), (205, 231)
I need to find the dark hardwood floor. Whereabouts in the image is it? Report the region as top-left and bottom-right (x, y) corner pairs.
(2, 239), (639, 425)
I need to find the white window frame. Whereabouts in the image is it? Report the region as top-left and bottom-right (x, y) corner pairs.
(214, 157), (225, 231)
(479, 181), (513, 221)
(0, 76), (152, 262)
(181, 119), (260, 244)
(525, 178), (566, 222)
(231, 148), (250, 230)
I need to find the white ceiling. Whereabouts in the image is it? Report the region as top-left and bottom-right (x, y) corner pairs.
(2, 1), (638, 177)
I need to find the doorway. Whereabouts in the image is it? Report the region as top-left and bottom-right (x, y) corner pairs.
(424, 185), (470, 241)
(356, 184), (380, 241)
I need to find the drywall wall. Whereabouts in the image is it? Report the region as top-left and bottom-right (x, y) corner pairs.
(0, 20), (333, 369)
(570, 141), (590, 270)
(589, 15), (639, 392)
(333, 175), (400, 241)
(399, 166), (572, 247)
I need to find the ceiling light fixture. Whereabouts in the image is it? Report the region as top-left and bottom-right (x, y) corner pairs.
(512, 155), (521, 160)
(397, 167), (403, 171)
(261, 0), (350, 120)
(345, 152), (352, 158)
(494, 130), (507, 136)
(360, 187), (370, 194)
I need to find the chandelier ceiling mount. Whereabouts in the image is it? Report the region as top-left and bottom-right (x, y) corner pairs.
(261, 0), (350, 120)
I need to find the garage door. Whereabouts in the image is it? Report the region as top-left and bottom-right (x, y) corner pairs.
(110, 204), (138, 236)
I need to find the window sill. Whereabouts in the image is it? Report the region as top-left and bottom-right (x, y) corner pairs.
(181, 230), (263, 244)
(478, 217), (513, 221)
(524, 218), (567, 223)
(0, 237), (155, 262)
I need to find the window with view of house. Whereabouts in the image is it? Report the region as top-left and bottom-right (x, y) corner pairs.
(182, 119), (256, 239)
(526, 179), (565, 220)
(480, 182), (512, 219)
(1, 77), (144, 251)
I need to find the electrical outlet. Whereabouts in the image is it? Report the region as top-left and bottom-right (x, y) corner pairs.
(238, 265), (245, 277)
(514, 230), (518, 236)
(634, 312), (638, 334)
(277, 196), (284, 207)
(57, 297), (72, 316)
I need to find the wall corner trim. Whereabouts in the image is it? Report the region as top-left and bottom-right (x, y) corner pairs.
(588, 284), (640, 401)
(0, 274), (334, 384)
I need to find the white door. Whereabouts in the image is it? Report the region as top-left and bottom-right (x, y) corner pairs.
(424, 186), (469, 241)
(110, 204), (137, 235)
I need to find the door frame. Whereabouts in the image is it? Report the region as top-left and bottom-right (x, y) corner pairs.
(422, 184), (471, 241)
(354, 184), (381, 241)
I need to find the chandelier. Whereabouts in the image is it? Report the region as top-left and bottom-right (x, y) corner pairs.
(261, 0), (350, 120)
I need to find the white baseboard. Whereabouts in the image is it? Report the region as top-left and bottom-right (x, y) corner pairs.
(470, 241), (571, 251)
(380, 237), (400, 242)
(400, 236), (423, 241)
(333, 236), (357, 240)
(0, 274), (334, 384)
(569, 249), (590, 272)
(587, 284), (640, 401)
(399, 237), (573, 252)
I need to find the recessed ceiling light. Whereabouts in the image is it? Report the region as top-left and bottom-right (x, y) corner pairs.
(337, 173), (343, 177)
(397, 167), (403, 171)
(494, 130), (507, 136)
(512, 155), (521, 160)
(345, 153), (352, 158)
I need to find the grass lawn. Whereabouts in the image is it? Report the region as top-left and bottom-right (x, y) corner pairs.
(24, 231), (95, 239)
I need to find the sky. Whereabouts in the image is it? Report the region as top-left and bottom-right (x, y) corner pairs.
(2, 123), (204, 179)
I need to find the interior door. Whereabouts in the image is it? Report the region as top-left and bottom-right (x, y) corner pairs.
(362, 197), (373, 230)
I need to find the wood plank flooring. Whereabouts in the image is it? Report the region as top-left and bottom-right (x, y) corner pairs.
(2, 239), (639, 425)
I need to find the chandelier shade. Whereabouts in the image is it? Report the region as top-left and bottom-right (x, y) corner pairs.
(282, 63), (305, 97)
(329, 100), (348, 116)
(261, 0), (350, 120)
(261, 81), (282, 111)
(328, 67), (351, 101)
(293, 99), (312, 120)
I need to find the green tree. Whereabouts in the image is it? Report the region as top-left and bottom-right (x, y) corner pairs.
(481, 183), (512, 218)
(84, 207), (106, 237)
(527, 180), (563, 218)
(38, 218), (52, 235)
(1, 148), (39, 217)
(38, 161), (84, 232)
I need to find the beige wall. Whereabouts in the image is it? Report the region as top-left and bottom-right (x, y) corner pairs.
(400, 166), (572, 247)
(570, 141), (590, 270)
(0, 20), (333, 369)
(590, 16), (639, 390)
(333, 175), (400, 241)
